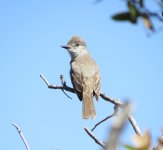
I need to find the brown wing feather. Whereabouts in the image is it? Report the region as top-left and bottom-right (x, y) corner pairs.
(70, 68), (83, 101)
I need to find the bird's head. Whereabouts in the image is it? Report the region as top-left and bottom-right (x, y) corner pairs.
(61, 36), (88, 60)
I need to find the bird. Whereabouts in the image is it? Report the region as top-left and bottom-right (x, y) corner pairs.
(61, 36), (101, 119)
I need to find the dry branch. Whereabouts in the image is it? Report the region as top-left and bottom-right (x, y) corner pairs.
(12, 123), (30, 150)
(40, 74), (142, 135)
(40, 74), (75, 93)
(84, 128), (105, 148)
(40, 74), (143, 136)
(91, 105), (119, 131)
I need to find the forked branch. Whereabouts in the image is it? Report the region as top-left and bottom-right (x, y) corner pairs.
(40, 74), (142, 136)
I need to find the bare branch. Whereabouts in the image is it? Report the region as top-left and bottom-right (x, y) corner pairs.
(40, 74), (75, 93)
(99, 94), (143, 135)
(84, 128), (105, 148)
(100, 93), (123, 106)
(40, 74), (50, 87)
(60, 75), (72, 99)
(12, 123), (30, 150)
(40, 74), (142, 135)
(128, 114), (142, 135)
(91, 105), (119, 131)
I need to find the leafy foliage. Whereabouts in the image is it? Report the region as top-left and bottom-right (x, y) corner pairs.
(111, 0), (163, 31)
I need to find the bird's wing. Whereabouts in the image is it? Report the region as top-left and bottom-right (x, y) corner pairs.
(93, 67), (101, 100)
(70, 67), (83, 101)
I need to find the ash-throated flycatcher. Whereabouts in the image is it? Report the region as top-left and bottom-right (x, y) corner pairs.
(61, 36), (101, 119)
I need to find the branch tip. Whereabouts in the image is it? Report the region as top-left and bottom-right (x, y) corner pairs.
(12, 123), (30, 150)
(84, 127), (105, 148)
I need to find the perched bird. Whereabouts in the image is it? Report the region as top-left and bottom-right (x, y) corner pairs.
(61, 36), (101, 119)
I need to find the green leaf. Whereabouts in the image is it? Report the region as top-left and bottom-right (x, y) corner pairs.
(127, 1), (140, 23)
(112, 12), (131, 21)
(128, 2), (139, 16)
(112, 12), (138, 24)
(124, 144), (136, 150)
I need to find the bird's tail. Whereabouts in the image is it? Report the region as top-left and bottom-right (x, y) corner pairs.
(82, 87), (96, 119)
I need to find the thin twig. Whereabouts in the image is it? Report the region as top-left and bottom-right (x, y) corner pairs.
(145, 8), (163, 22)
(40, 74), (142, 135)
(91, 105), (119, 131)
(84, 128), (105, 148)
(100, 93), (123, 106)
(60, 75), (72, 99)
(128, 114), (142, 135)
(12, 123), (30, 150)
(40, 74), (75, 93)
(40, 74), (50, 86)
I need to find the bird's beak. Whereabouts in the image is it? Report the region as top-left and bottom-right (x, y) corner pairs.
(61, 45), (70, 50)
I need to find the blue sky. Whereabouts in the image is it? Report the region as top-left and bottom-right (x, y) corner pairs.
(0, 0), (163, 149)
